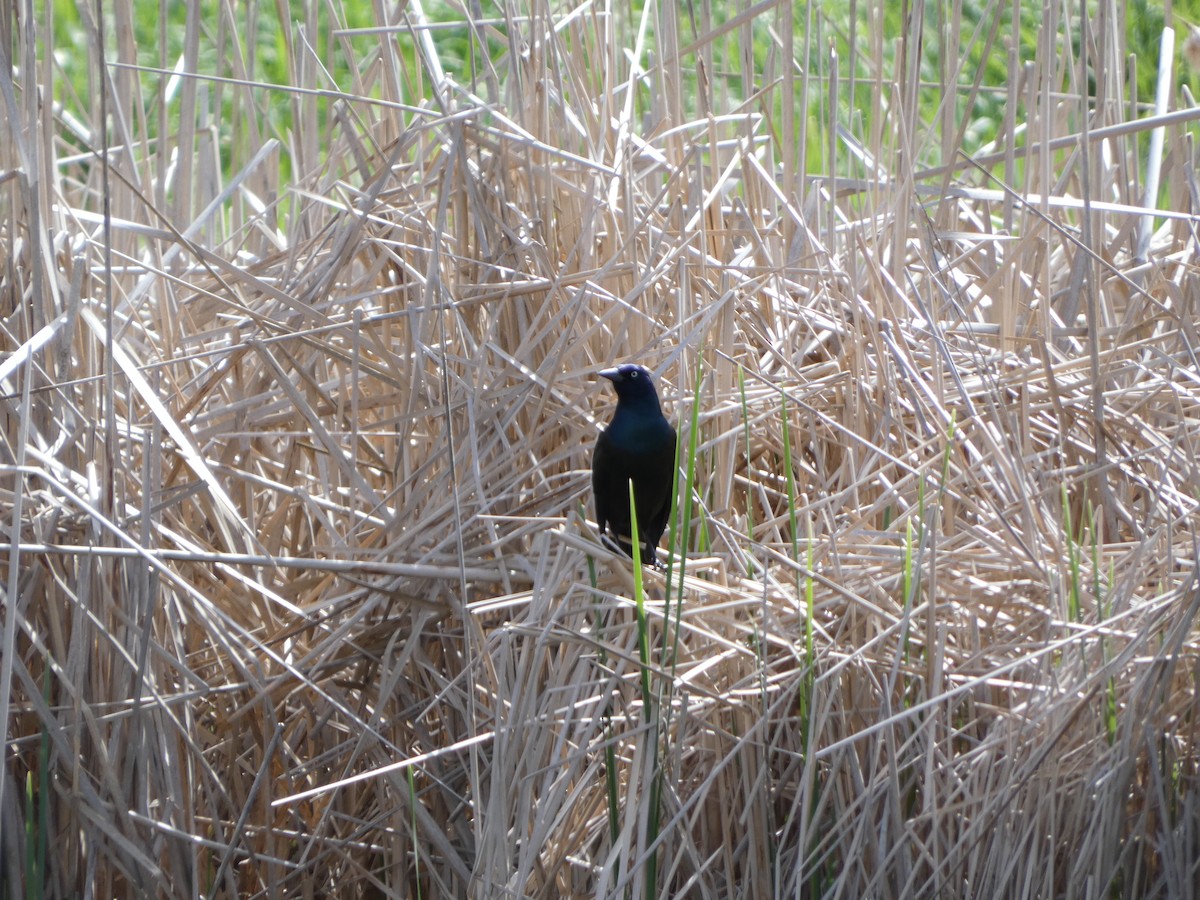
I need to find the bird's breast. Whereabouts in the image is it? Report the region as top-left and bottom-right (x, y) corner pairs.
(606, 415), (673, 449)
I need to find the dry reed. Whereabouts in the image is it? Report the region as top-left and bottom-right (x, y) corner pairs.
(2, 0), (1199, 897)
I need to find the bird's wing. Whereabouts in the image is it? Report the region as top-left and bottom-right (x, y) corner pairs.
(592, 430), (617, 534)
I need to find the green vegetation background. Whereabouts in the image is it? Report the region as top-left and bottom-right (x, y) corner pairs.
(46, 0), (1200, 187)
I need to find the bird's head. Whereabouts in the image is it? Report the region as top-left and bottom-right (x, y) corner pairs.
(599, 364), (663, 407)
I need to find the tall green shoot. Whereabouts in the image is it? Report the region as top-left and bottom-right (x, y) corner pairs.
(780, 393), (813, 733)
(738, 364), (758, 576)
(627, 485), (660, 898)
(1061, 484), (1082, 623)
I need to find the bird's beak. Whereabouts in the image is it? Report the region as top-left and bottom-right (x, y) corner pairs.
(599, 367), (620, 382)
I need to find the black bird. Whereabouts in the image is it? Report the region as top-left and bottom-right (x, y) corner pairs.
(592, 364), (677, 566)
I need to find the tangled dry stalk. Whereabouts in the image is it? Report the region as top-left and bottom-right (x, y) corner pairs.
(2, 1), (1199, 897)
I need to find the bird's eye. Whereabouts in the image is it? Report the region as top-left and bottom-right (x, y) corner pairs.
(629, 370), (639, 378)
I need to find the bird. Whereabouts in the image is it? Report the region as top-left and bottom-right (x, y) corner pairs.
(591, 363), (677, 566)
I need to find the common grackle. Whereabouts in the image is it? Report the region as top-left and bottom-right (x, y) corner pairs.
(592, 364), (677, 566)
